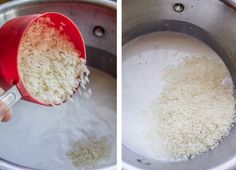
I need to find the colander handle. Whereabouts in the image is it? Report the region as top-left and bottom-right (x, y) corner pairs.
(0, 85), (22, 116)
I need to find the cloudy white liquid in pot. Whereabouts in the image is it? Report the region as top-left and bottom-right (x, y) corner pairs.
(122, 32), (234, 160)
(0, 67), (116, 170)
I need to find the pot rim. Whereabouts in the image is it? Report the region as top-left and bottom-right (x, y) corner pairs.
(0, 0), (116, 12)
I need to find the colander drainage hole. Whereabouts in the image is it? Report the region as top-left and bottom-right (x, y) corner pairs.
(137, 158), (151, 165)
(93, 26), (105, 37)
(173, 3), (184, 13)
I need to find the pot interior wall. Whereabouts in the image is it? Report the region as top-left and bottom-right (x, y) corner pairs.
(87, 46), (116, 78)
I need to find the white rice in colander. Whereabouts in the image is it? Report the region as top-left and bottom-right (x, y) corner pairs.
(18, 17), (89, 104)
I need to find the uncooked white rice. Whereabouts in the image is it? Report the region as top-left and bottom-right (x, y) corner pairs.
(67, 137), (111, 169)
(18, 17), (89, 104)
(149, 56), (235, 160)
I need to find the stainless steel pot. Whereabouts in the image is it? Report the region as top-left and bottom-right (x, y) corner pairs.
(0, 0), (116, 170)
(122, 0), (236, 170)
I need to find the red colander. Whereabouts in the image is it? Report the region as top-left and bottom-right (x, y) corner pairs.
(0, 12), (86, 115)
